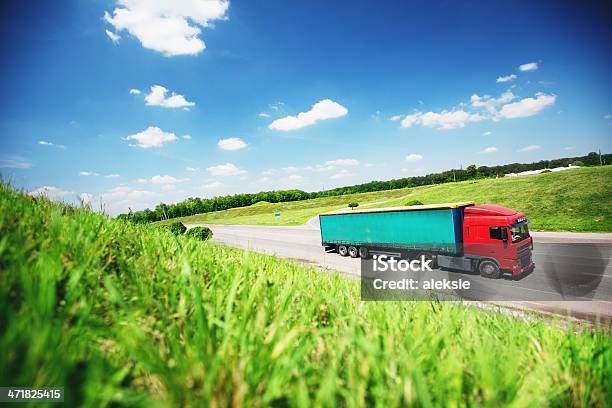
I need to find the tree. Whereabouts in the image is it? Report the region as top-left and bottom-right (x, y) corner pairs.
(466, 164), (478, 179)
(405, 199), (424, 206)
(348, 202), (359, 210)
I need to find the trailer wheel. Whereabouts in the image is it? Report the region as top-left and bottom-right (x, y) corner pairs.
(358, 246), (369, 259)
(338, 245), (348, 257)
(348, 246), (359, 258)
(478, 259), (501, 279)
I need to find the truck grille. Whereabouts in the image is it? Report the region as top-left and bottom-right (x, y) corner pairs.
(518, 243), (530, 254)
(520, 253), (531, 268)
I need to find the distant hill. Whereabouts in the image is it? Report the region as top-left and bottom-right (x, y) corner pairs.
(121, 151), (610, 224)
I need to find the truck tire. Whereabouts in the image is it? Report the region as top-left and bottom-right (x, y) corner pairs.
(478, 259), (501, 279)
(358, 246), (369, 259)
(338, 245), (348, 257)
(348, 246), (359, 258)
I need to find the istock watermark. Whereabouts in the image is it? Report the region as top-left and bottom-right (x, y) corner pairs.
(372, 254), (433, 272)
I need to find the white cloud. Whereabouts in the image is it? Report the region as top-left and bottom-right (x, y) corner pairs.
(269, 102), (285, 111)
(330, 169), (353, 179)
(496, 74), (517, 83)
(286, 174), (304, 181)
(103, 186), (154, 200)
(400, 113), (422, 128)
(79, 193), (93, 204)
(604, 114), (612, 119)
(269, 99), (348, 131)
(129, 88), (141, 95)
(185, 167), (198, 171)
(207, 163), (247, 176)
(406, 154), (424, 161)
(104, 174), (120, 178)
(422, 110), (485, 129)
(325, 158), (359, 166)
(105, 29), (121, 43)
(144, 85), (195, 109)
(29, 186), (74, 200)
(471, 91), (516, 114)
(399, 90), (554, 130)
(218, 137), (248, 151)
(519, 62), (538, 72)
(498, 93), (556, 119)
(482, 131), (492, 136)
(182, 135), (192, 140)
(258, 112), (270, 118)
(149, 175), (189, 184)
(38, 140), (66, 149)
(402, 110), (484, 130)
(564, 146), (576, 151)
(517, 145), (541, 152)
(0, 156), (32, 169)
(124, 126), (178, 148)
(104, 0), (229, 56)
(79, 171), (100, 176)
(203, 181), (222, 189)
(480, 146), (498, 154)
(389, 114), (403, 121)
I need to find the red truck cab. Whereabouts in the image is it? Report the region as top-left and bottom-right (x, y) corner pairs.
(462, 204), (534, 277)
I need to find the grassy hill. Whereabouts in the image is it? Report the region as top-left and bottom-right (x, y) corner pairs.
(164, 166), (612, 232)
(1, 183), (610, 406)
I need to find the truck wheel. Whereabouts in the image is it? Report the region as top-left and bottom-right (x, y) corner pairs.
(338, 245), (348, 257)
(478, 259), (501, 279)
(348, 246), (359, 258)
(358, 246), (369, 259)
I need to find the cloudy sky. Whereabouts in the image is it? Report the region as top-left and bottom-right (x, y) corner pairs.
(1, 1), (610, 214)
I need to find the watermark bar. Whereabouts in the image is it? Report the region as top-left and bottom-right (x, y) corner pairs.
(0, 387), (64, 402)
(361, 243), (612, 301)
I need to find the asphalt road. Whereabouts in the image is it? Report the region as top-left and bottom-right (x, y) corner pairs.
(188, 220), (612, 323)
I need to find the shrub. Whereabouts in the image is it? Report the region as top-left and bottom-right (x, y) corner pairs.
(348, 202), (359, 209)
(185, 226), (213, 241)
(168, 221), (187, 235)
(571, 161), (584, 167)
(405, 199), (424, 206)
(541, 169), (552, 174)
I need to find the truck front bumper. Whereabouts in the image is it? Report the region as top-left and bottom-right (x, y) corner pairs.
(509, 259), (535, 276)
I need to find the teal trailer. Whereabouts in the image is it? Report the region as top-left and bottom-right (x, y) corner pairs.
(319, 202), (475, 258)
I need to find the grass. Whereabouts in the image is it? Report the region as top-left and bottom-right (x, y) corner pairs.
(165, 166), (612, 232)
(1, 183), (611, 407)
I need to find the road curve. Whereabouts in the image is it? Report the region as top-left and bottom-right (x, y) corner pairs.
(188, 222), (612, 323)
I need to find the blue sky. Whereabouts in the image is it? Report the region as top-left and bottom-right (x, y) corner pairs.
(1, 0), (610, 214)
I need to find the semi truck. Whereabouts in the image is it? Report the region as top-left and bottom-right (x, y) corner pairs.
(319, 201), (534, 278)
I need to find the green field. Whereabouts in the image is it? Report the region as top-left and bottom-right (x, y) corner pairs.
(1, 183), (610, 406)
(165, 166), (612, 232)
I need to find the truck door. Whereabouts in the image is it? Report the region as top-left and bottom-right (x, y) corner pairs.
(487, 226), (507, 261)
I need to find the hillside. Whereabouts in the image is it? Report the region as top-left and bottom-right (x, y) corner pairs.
(1, 182), (610, 406)
(164, 166), (612, 232)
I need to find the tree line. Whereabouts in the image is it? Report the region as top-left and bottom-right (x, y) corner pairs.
(118, 151), (609, 223)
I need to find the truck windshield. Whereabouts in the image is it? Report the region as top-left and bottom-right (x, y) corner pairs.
(510, 223), (529, 243)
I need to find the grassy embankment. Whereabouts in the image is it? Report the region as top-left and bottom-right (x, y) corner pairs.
(1, 183), (610, 406)
(166, 166), (612, 232)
